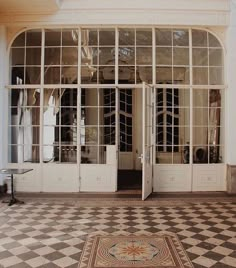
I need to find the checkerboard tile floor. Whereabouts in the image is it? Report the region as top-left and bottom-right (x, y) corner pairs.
(0, 200), (235, 267)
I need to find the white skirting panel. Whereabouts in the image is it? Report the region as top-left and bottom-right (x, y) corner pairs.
(192, 164), (226, 191)
(153, 165), (192, 192)
(80, 164), (116, 192)
(42, 164), (79, 192)
(9, 164), (41, 192)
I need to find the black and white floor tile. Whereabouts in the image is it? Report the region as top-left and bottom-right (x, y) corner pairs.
(0, 197), (235, 267)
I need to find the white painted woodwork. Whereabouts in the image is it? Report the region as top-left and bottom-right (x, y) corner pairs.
(0, 26), (7, 185)
(80, 164), (116, 192)
(142, 84), (153, 200)
(42, 164), (79, 192)
(192, 164), (226, 191)
(154, 165), (192, 192)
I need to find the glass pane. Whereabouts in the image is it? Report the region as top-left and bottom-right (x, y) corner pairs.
(26, 30), (42, 46)
(209, 89), (222, 107)
(45, 30), (61, 46)
(43, 146), (57, 163)
(178, 127), (190, 144)
(12, 32), (25, 47)
(26, 67), (41, 84)
(209, 67), (223, 85)
(178, 89), (190, 107)
(62, 47), (78, 65)
(137, 66), (152, 84)
(210, 146), (223, 163)
(136, 29), (152, 45)
(119, 29), (135, 46)
(173, 48), (189, 65)
(136, 47), (152, 65)
(11, 48), (25, 65)
(209, 49), (223, 66)
(193, 89), (208, 107)
(118, 66), (135, 83)
(9, 145), (39, 163)
(61, 67), (78, 84)
(61, 146), (77, 163)
(45, 48), (60, 65)
(178, 108), (190, 125)
(209, 126), (221, 145)
(173, 67), (189, 84)
(81, 146), (106, 164)
(11, 67), (25, 85)
(209, 108), (222, 126)
(193, 67), (208, 85)
(86, 29), (98, 46)
(99, 30), (115, 46)
(192, 30), (207, 47)
(81, 47), (98, 65)
(208, 33), (221, 47)
(192, 48), (208, 66)
(62, 29), (78, 46)
(193, 108), (208, 125)
(156, 47), (172, 65)
(81, 66), (97, 83)
(156, 148), (173, 164)
(156, 67), (172, 84)
(173, 30), (189, 46)
(174, 146), (187, 163)
(101, 66), (115, 83)
(43, 126), (59, 145)
(81, 107), (99, 125)
(99, 47), (115, 65)
(61, 126), (77, 143)
(118, 47), (135, 64)
(156, 29), (172, 46)
(44, 67), (60, 84)
(193, 127), (208, 145)
(99, 126), (116, 145)
(193, 146), (208, 163)
(26, 48), (41, 65)
(81, 127), (98, 145)
(61, 88), (78, 107)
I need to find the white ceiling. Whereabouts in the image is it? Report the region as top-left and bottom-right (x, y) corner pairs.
(0, 0), (62, 13)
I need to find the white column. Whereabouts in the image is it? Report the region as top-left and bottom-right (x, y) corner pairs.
(226, 1), (236, 164)
(0, 26), (7, 185)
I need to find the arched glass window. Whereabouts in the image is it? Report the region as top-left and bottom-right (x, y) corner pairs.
(8, 28), (224, 164)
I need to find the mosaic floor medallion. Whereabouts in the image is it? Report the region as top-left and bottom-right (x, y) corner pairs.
(79, 233), (193, 268)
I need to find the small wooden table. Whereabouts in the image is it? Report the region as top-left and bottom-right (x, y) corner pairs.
(0, 168), (33, 206)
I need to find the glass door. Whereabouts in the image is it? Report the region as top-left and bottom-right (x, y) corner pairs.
(142, 83), (154, 200)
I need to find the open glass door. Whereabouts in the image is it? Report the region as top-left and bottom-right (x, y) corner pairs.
(142, 83), (154, 200)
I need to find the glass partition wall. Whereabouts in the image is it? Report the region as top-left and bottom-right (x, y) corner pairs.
(8, 28), (225, 165)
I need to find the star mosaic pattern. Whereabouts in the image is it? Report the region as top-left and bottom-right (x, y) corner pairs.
(0, 201), (235, 267)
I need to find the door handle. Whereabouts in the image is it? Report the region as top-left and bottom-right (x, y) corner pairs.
(138, 154), (143, 163)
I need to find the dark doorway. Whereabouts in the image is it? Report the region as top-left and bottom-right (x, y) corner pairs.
(118, 170), (142, 190)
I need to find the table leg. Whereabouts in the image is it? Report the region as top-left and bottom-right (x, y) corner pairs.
(2, 174), (24, 206)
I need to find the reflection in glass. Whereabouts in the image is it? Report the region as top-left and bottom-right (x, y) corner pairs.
(136, 29), (152, 45)
(173, 67), (189, 84)
(156, 47), (172, 65)
(119, 29), (135, 46)
(173, 30), (189, 46)
(192, 30), (207, 47)
(193, 67), (208, 85)
(173, 48), (189, 65)
(156, 29), (172, 46)
(192, 48), (208, 66)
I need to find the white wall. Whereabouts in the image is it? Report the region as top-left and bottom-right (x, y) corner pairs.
(0, 0), (230, 27)
(226, 0), (236, 164)
(0, 26), (7, 185)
